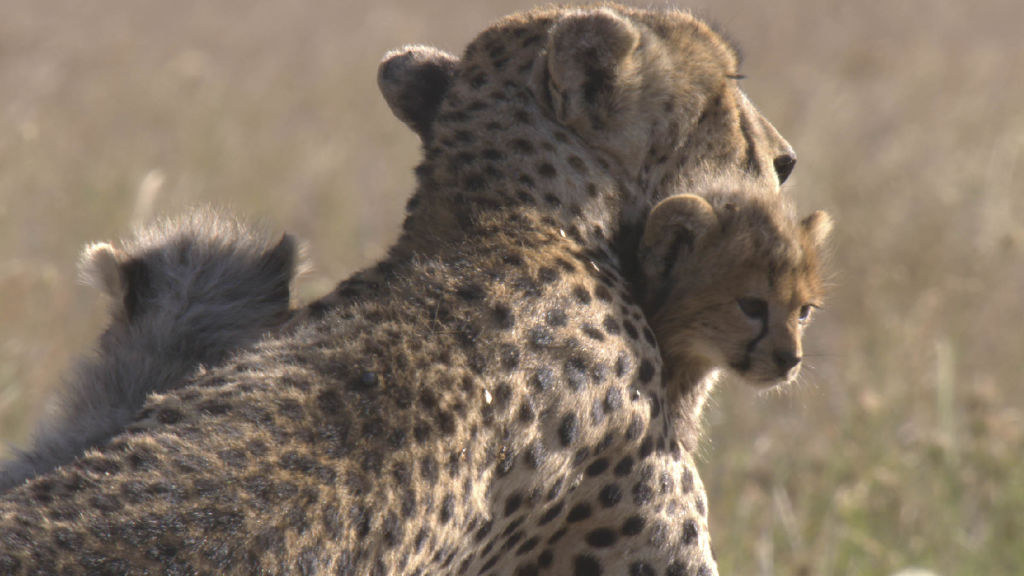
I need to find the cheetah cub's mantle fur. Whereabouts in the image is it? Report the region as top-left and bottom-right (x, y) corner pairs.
(637, 189), (832, 450)
(0, 209), (303, 492)
(1, 5), (799, 575)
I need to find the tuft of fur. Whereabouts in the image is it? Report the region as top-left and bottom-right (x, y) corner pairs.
(637, 184), (832, 450)
(0, 208), (305, 491)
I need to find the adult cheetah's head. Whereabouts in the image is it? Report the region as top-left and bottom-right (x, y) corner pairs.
(530, 6), (797, 200)
(377, 5), (797, 213)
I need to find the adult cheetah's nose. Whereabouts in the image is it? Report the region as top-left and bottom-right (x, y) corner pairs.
(773, 350), (801, 373)
(773, 151), (797, 184)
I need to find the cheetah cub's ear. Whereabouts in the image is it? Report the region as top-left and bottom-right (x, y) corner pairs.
(639, 194), (719, 304)
(78, 242), (128, 302)
(78, 242), (151, 321)
(378, 45), (459, 142)
(540, 8), (642, 130)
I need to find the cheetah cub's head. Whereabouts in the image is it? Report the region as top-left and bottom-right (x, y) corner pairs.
(638, 190), (832, 387)
(80, 208), (304, 334)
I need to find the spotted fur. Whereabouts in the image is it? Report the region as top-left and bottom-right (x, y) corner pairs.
(0, 209), (303, 492)
(0, 5), (797, 575)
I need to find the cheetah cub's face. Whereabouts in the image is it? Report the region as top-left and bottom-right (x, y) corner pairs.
(638, 191), (832, 387)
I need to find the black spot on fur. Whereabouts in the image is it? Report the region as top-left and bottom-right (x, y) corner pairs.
(566, 503), (592, 523)
(622, 412), (638, 438)
(532, 368), (555, 391)
(585, 458), (610, 477)
(622, 515), (646, 536)
(682, 518), (700, 545)
(567, 155), (587, 174)
(559, 413), (579, 446)
(599, 483), (622, 508)
(572, 285), (592, 304)
(582, 324), (605, 341)
(505, 493), (523, 517)
(492, 303), (516, 329)
(517, 399), (536, 423)
(614, 455), (634, 477)
(354, 371), (380, 390)
(475, 520), (494, 541)
(681, 466), (695, 494)
(622, 319), (640, 340)
(574, 554), (602, 576)
(585, 527), (618, 548)
(649, 396), (662, 419)
(667, 562), (689, 576)
(543, 192), (562, 207)
(538, 549), (554, 567)
(156, 408), (183, 424)
(525, 441), (546, 470)
(639, 436), (655, 460)
(564, 357), (587, 391)
(439, 493), (455, 524)
(631, 482), (653, 505)
(516, 563), (539, 576)
(638, 359), (655, 384)
(456, 282), (486, 301)
(539, 501), (564, 525)
(602, 315), (621, 335)
(511, 138), (535, 153)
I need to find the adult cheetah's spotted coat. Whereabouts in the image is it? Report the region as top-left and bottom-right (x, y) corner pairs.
(0, 5), (797, 575)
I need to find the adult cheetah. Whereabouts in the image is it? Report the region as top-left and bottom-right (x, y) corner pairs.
(0, 5), (798, 575)
(0, 209), (303, 492)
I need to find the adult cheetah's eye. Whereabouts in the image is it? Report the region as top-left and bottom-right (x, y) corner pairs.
(798, 304), (817, 323)
(737, 297), (768, 320)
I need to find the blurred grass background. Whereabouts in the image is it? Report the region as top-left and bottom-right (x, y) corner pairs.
(0, 0), (1020, 574)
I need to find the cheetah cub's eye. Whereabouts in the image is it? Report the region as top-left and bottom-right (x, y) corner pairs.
(798, 304), (817, 324)
(737, 297), (768, 320)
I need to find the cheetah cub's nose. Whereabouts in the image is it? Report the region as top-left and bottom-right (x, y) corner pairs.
(773, 350), (801, 373)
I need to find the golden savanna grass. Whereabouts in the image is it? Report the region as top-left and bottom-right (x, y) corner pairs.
(1, 1), (1021, 574)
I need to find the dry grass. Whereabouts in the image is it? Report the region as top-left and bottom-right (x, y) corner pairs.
(1, 1), (1021, 573)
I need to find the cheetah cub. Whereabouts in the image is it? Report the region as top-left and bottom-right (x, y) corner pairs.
(637, 189), (832, 449)
(0, 209), (304, 491)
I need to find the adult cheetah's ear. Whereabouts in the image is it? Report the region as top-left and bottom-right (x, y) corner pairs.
(801, 210), (834, 249)
(641, 194), (718, 283)
(378, 45), (459, 141)
(541, 8), (641, 128)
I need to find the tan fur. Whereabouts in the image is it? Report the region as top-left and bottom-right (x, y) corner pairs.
(637, 186), (832, 450)
(1, 6), (799, 575)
